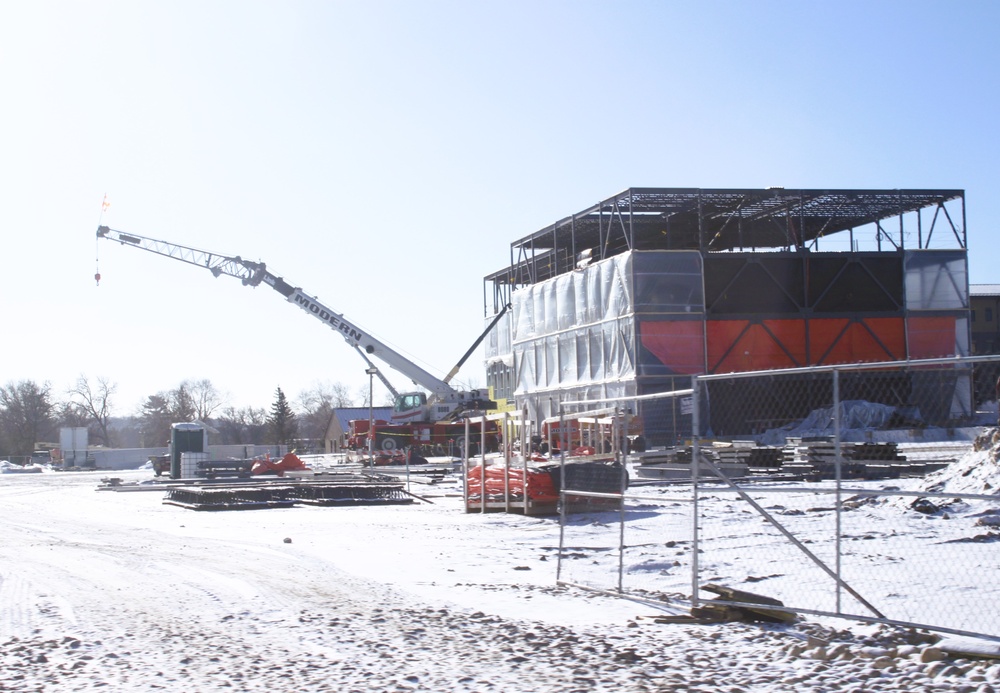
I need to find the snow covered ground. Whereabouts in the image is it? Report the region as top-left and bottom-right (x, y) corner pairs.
(555, 442), (1000, 642)
(1, 454), (1000, 692)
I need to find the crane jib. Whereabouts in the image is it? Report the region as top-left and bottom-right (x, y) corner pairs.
(290, 292), (364, 343)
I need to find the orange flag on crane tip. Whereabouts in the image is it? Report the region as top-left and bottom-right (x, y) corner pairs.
(101, 194), (110, 212)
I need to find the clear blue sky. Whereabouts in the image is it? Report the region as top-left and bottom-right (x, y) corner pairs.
(2, 1), (997, 415)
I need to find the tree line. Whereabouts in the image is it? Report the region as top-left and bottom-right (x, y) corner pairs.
(0, 376), (374, 458)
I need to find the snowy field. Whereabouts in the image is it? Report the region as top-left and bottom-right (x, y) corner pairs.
(1, 460), (1000, 692)
(559, 449), (1000, 641)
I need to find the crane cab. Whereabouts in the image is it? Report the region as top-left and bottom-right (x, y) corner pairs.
(392, 392), (430, 423)
(391, 391), (488, 423)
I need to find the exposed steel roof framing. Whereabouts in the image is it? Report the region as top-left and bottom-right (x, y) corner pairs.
(483, 188), (965, 314)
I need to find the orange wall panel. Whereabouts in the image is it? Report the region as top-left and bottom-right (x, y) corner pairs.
(708, 317), (906, 372)
(812, 317), (905, 364)
(641, 315), (954, 376)
(707, 321), (800, 372)
(638, 320), (705, 374)
(906, 316), (957, 358)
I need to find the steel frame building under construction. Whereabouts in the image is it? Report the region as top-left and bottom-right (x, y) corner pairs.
(482, 188), (969, 444)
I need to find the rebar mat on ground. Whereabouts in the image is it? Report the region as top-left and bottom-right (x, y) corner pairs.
(292, 483), (412, 506)
(163, 482), (413, 511)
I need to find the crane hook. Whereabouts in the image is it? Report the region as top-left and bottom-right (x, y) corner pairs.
(95, 193), (109, 287)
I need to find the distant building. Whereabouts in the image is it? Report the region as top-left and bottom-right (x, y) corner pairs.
(969, 285), (1000, 405)
(970, 284), (1000, 354)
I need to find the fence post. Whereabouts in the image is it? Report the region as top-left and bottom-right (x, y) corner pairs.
(503, 411), (511, 513)
(617, 406), (626, 594)
(465, 417), (481, 515)
(557, 401), (566, 583)
(691, 377), (701, 609)
(833, 368), (843, 614)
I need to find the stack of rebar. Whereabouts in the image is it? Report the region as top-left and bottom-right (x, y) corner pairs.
(163, 479), (413, 511)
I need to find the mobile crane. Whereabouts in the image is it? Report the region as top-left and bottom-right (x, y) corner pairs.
(96, 225), (505, 451)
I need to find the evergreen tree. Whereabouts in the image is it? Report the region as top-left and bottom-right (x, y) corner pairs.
(138, 384), (200, 448)
(267, 387), (298, 447)
(139, 393), (173, 448)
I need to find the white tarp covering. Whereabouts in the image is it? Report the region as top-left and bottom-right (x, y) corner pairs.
(904, 249), (968, 311)
(510, 253), (636, 397)
(497, 251), (704, 423)
(757, 399), (914, 446)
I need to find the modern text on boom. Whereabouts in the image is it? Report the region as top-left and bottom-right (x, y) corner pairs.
(292, 293), (364, 343)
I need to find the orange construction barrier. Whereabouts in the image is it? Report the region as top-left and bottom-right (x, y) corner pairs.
(466, 464), (558, 503)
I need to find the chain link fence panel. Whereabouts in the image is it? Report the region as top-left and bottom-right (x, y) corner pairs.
(558, 356), (1000, 640)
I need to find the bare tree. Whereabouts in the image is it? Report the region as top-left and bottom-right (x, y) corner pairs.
(356, 385), (370, 408)
(184, 378), (224, 421)
(67, 375), (116, 446)
(215, 405), (268, 445)
(56, 401), (90, 429)
(297, 382), (352, 449)
(330, 382), (354, 408)
(357, 383), (395, 408)
(299, 381), (353, 410)
(0, 380), (56, 456)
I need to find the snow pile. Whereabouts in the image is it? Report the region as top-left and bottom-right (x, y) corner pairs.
(884, 428), (1000, 518)
(0, 460), (47, 474)
(917, 428), (1000, 497)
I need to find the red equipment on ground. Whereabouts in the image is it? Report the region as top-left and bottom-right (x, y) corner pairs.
(251, 452), (309, 476)
(465, 464), (559, 505)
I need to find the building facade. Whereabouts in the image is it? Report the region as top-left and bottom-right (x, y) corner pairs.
(484, 188), (970, 444)
(971, 285), (1000, 355)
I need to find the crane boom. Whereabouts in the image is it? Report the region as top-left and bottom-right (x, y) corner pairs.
(352, 345), (400, 400)
(96, 225), (456, 398)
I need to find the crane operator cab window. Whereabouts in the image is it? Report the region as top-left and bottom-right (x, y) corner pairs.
(394, 393), (427, 413)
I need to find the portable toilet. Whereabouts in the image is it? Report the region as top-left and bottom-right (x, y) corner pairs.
(170, 422), (207, 479)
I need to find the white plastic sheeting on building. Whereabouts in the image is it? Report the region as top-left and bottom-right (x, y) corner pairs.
(487, 250), (707, 424)
(512, 254), (635, 393)
(904, 249), (970, 357)
(903, 249), (972, 421)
